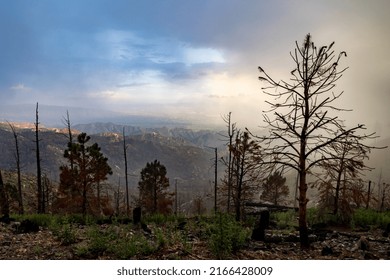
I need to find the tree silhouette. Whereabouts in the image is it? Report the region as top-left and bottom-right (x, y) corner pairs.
(138, 160), (172, 215)
(260, 171), (289, 206)
(62, 110), (74, 170)
(229, 131), (262, 221)
(57, 133), (112, 217)
(317, 130), (374, 216)
(123, 127), (130, 216)
(35, 103), (44, 213)
(220, 112), (237, 214)
(7, 122), (24, 214)
(258, 34), (380, 248)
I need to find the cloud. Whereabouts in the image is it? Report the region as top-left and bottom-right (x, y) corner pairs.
(0, 0), (389, 133)
(95, 29), (226, 69)
(10, 83), (32, 92)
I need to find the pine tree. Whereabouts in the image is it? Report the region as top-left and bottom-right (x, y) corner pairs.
(56, 133), (112, 217)
(138, 160), (172, 215)
(260, 171), (289, 206)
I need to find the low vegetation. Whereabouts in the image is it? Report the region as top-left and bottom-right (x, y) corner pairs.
(4, 208), (388, 260)
(7, 213), (251, 259)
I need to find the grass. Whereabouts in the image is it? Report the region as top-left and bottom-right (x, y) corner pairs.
(351, 208), (390, 229)
(207, 213), (251, 259)
(271, 210), (297, 229)
(270, 207), (390, 232)
(10, 208), (389, 259)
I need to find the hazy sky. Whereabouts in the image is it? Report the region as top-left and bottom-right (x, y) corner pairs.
(0, 0), (389, 133)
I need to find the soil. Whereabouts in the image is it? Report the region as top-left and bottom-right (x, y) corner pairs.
(1, 221), (389, 260)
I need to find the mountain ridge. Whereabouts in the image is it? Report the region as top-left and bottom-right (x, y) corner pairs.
(0, 122), (224, 195)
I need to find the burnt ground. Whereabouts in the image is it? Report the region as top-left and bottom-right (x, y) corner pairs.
(1, 220), (390, 260)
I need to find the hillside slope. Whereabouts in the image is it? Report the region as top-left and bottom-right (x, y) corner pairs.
(0, 123), (221, 193)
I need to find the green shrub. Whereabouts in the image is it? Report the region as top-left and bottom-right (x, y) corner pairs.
(143, 213), (183, 225)
(58, 224), (77, 245)
(143, 213), (165, 225)
(208, 213), (250, 259)
(155, 227), (166, 248)
(111, 238), (138, 259)
(351, 208), (390, 228)
(106, 231), (155, 259)
(13, 214), (55, 227)
(272, 210), (297, 229)
(66, 214), (97, 225)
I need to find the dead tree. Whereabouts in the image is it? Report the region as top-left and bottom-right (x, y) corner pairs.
(379, 183), (390, 212)
(62, 110), (74, 170)
(220, 112), (236, 213)
(35, 103), (44, 213)
(8, 122), (24, 214)
(317, 130), (379, 216)
(230, 131), (262, 221)
(123, 127), (130, 216)
(257, 34), (383, 248)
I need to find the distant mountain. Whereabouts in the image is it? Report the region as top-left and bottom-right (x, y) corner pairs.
(73, 122), (226, 149)
(0, 122), (224, 194)
(0, 103), (191, 128)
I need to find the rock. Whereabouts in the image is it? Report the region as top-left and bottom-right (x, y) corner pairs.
(311, 222), (332, 239)
(16, 219), (39, 234)
(354, 236), (370, 251)
(0, 214), (15, 224)
(321, 245), (333, 256)
(177, 221), (187, 231)
(364, 252), (379, 260)
(284, 234), (300, 242)
(264, 234), (283, 243)
(308, 234), (318, 242)
(141, 222), (151, 234)
(1, 240), (11, 246)
(311, 222), (328, 229)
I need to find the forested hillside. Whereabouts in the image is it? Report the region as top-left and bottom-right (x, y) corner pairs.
(0, 122), (220, 187)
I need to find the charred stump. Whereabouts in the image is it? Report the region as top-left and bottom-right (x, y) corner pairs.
(251, 209), (270, 241)
(133, 207), (141, 225)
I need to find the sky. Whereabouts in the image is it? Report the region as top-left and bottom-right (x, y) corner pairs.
(0, 0), (389, 134)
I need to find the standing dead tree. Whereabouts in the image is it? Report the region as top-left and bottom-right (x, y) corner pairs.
(8, 122), (24, 214)
(317, 130), (380, 217)
(123, 127), (130, 216)
(35, 103), (44, 214)
(62, 110), (74, 170)
(220, 112), (236, 213)
(257, 34), (381, 248)
(230, 131), (262, 221)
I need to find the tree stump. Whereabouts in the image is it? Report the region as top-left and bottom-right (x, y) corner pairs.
(251, 209), (270, 241)
(16, 219), (39, 233)
(133, 207), (141, 225)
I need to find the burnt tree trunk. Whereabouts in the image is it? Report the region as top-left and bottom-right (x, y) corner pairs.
(35, 103), (44, 214)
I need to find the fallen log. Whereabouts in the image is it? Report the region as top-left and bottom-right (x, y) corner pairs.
(245, 202), (298, 212)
